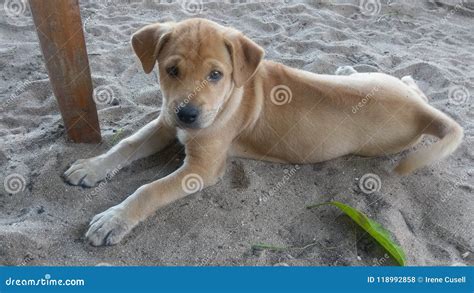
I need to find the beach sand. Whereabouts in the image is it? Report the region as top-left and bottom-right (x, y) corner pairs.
(0, 0), (472, 266)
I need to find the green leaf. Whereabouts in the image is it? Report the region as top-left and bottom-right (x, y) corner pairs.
(307, 201), (406, 266)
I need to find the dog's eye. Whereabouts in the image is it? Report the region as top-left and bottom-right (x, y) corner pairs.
(166, 66), (179, 78)
(207, 70), (222, 82)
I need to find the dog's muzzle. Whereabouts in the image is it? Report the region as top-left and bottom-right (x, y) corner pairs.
(176, 104), (200, 125)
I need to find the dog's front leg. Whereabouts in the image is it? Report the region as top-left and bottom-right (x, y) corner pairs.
(85, 141), (228, 246)
(63, 116), (175, 187)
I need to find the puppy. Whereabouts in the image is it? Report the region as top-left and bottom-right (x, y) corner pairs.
(64, 18), (463, 246)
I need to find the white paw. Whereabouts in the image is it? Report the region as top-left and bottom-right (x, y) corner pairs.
(401, 75), (414, 83)
(335, 66), (358, 76)
(63, 157), (108, 187)
(86, 206), (135, 246)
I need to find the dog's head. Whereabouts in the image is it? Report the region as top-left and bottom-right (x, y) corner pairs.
(131, 18), (264, 129)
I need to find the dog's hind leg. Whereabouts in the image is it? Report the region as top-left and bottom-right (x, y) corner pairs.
(335, 65), (358, 76)
(394, 105), (463, 175)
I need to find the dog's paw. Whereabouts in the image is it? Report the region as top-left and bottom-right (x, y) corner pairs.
(63, 157), (108, 187)
(86, 206), (135, 246)
(335, 66), (358, 76)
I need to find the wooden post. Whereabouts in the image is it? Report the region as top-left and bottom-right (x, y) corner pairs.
(29, 0), (101, 143)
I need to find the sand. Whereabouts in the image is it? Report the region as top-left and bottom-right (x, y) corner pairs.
(0, 0), (472, 266)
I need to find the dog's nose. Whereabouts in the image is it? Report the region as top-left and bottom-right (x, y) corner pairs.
(177, 104), (199, 124)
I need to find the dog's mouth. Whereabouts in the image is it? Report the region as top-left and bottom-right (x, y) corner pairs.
(175, 109), (220, 130)
(176, 120), (202, 130)
(166, 100), (222, 130)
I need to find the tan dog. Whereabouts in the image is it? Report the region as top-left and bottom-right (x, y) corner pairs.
(63, 18), (463, 246)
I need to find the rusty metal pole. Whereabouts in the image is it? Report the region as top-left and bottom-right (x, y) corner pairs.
(29, 0), (101, 143)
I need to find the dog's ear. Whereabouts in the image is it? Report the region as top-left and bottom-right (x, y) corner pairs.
(131, 22), (174, 74)
(224, 31), (265, 87)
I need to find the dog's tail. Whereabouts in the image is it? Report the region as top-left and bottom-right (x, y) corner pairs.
(394, 105), (464, 175)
